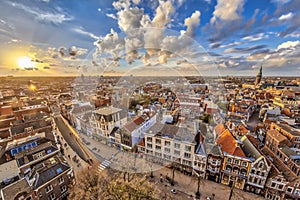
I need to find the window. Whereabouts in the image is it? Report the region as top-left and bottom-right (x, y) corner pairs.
(185, 145), (191, 152)
(45, 185), (53, 193)
(184, 153), (191, 159)
(155, 139), (161, 144)
(174, 150), (180, 155)
(226, 158), (232, 163)
(182, 159), (192, 166)
(287, 187), (293, 193)
(278, 184), (284, 190)
(147, 143), (152, 149)
(271, 182), (276, 188)
(164, 154), (171, 160)
(60, 185), (67, 193)
(295, 189), (300, 196)
(155, 145), (161, 151)
(174, 143), (180, 149)
(242, 162), (248, 167)
(48, 193), (55, 200)
(165, 141), (170, 147)
(33, 152), (44, 160)
(147, 137), (152, 142)
(58, 177), (64, 184)
(164, 148), (170, 153)
(234, 160), (239, 165)
(155, 152), (162, 157)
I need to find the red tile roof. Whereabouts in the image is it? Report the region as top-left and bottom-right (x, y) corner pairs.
(214, 123), (226, 136)
(123, 116), (145, 132)
(216, 129), (246, 157)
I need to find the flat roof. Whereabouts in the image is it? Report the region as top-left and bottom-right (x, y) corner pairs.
(0, 160), (19, 181)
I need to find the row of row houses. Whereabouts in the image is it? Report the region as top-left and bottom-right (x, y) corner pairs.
(136, 121), (300, 200)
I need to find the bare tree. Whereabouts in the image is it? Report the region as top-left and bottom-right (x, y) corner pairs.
(68, 167), (160, 200)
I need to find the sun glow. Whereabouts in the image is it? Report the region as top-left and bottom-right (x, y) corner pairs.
(17, 56), (34, 69)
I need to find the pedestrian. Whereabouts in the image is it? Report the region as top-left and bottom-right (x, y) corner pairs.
(160, 174), (163, 183)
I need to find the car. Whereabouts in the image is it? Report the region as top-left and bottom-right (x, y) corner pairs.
(170, 189), (176, 194)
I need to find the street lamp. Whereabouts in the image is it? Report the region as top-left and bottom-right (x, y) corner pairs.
(195, 173), (201, 199)
(171, 166), (175, 186)
(228, 175), (237, 200)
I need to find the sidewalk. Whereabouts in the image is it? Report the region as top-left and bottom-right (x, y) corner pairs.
(76, 132), (264, 200)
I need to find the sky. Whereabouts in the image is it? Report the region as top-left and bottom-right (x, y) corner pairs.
(0, 0), (299, 76)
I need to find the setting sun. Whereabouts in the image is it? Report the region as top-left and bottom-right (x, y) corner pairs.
(17, 56), (34, 69)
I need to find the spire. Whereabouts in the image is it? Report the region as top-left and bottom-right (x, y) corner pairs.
(254, 65), (262, 86)
(257, 65), (262, 77)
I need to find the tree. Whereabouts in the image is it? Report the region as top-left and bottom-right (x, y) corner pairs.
(68, 167), (160, 200)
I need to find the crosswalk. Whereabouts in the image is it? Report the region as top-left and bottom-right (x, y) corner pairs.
(97, 160), (111, 174)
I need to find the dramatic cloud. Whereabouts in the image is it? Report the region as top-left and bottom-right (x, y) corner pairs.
(184, 11), (201, 37)
(207, 0), (245, 42)
(210, 0), (245, 23)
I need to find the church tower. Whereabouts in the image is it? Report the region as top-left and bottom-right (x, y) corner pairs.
(254, 65), (262, 86)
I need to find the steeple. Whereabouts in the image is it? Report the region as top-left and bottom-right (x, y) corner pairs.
(254, 65), (262, 86)
(257, 65), (262, 77)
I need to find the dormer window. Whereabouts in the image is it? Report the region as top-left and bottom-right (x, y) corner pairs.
(24, 126), (33, 132)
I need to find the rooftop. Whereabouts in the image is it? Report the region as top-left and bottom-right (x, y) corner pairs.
(1, 178), (31, 200)
(216, 129), (246, 157)
(275, 123), (300, 137)
(267, 129), (288, 143)
(0, 160), (19, 182)
(240, 135), (262, 160)
(93, 106), (122, 116)
(146, 123), (195, 143)
(123, 116), (145, 132)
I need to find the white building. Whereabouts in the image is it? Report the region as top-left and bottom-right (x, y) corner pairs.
(89, 106), (127, 139)
(140, 123), (197, 171)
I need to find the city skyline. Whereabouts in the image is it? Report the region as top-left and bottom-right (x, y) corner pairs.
(0, 0), (300, 77)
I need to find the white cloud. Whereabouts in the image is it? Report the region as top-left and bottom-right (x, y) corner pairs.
(178, 0), (185, 6)
(132, 0), (141, 5)
(277, 40), (300, 50)
(106, 13), (118, 20)
(271, 0), (291, 4)
(210, 0), (245, 23)
(151, 0), (174, 28)
(220, 41), (241, 48)
(117, 7), (144, 33)
(242, 33), (268, 42)
(184, 10), (201, 37)
(278, 12), (294, 21)
(73, 27), (99, 40)
(284, 31), (300, 38)
(9, 2), (73, 24)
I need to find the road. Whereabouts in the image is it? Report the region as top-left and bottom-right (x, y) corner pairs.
(56, 115), (264, 200)
(54, 116), (93, 164)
